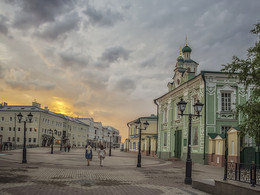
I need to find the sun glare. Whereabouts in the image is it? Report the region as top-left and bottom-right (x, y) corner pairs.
(51, 100), (74, 117)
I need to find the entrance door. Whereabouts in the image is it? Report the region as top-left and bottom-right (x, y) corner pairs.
(240, 147), (255, 164)
(174, 130), (182, 158)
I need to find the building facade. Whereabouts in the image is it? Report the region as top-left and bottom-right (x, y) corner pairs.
(0, 102), (122, 151)
(154, 42), (252, 166)
(126, 114), (158, 156)
(0, 102), (89, 150)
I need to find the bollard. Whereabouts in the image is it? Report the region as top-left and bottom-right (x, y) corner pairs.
(250, 161), (256, 187)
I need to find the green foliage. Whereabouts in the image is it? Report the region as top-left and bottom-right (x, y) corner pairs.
(222, 22), (260, 139)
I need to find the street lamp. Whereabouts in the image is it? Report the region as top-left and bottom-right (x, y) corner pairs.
(94, 137), (97, 150)
(60, 134), (64, 151)
(177, 98), (204, 185)
(50, 129), (54, 154)
(108, 132), (112, 156)
(17, 112), (33, 164)
(135, 119), (149, 168)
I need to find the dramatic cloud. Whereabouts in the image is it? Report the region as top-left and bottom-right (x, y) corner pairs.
(34, 12), (81, 41)
(0, 15), (9, 36)
(83, 3), (123, 27)
(10, 0), (75, 29)
(0, 0), (259, 140)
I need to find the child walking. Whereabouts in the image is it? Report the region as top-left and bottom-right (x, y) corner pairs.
(85, 144), (92, 166)
(98, 145), (106, 167)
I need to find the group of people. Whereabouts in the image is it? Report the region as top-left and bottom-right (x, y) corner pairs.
(85, 143), (106, 167)
(64, 143), (71, 152)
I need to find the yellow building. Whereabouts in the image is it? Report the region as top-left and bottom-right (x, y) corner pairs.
(126, 114), (157, 156)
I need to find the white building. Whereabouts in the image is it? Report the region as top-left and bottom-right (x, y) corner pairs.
(0, 102), (89, 150)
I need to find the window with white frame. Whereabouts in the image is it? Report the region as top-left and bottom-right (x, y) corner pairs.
(217, 85), (236, 112)
(192, 127), (198, 146)
(221, 92), (231, 111)
(175, 102), (181, 120)
(191, 95), (198, 114)
(133, 142), (136, 150)
(163, 132), (167, 146)
(163, 107), (168, 123)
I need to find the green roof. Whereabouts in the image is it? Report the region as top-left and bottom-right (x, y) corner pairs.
(177, 56), (184, 62)
(182, 45), (192, 53)
(208, 133), (218, 139)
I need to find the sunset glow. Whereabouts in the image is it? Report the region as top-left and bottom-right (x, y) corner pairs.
(0, 0), (258, 141)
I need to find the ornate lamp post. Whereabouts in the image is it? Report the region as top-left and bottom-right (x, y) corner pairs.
(108, 132), (113, 156)
(17, 112), (33, 164)
(94, 137), (97, 150)
(60, 134), (64, 151)
(135, 119), (149, 168)
(177, 98), (204, 184)
(50, 129), (54, 154)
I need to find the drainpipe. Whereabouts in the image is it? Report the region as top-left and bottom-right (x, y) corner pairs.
(202, 72), (207, 162)
(154, 99), (159, 156)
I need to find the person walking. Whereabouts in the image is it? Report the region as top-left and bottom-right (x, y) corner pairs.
(85, 144), (92, 166)
(68, 144), (71, 152)
(98, 145), (106, 167)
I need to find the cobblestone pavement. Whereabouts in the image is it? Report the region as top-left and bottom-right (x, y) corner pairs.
(0, 147), (215, 195)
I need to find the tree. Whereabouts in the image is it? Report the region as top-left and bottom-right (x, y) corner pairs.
(222, 22), (260, 140)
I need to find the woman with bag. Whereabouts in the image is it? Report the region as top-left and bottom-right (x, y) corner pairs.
(85, 144), (92, 166)
(98, 145), (106, 167)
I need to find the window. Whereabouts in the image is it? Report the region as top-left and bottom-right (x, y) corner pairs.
(10, 117), (12, 121)
(163, 108), (168, 123)
(1, 127), (3, 131)
(133, 142), (136, 150)
(221, 126), (231, 134)
(9, 127), (12, 131)
(221, 92), (231, 111)
(8, 137), (11, 141)
(13, 127), (15, 131)
(33, 138), (36, 143)
(175, 104), (181, 120)
(163, 132), (167, 146)
(28, 138), (31, 143)
(18, 127), (20, 131)
(12, 137), (15, 141)
(30, 128), (32, 132)
(2, 117), (4, 121)
(192, 127), (198, 146)
(191, 95), (198, 114)
(17, 137), (20, 142)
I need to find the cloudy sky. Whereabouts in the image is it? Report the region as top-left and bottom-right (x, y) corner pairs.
(0, 0), (259, 140)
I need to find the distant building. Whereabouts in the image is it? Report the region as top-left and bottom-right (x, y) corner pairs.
(126, 114), (157, 156)
(0, 102), (122, 151)
(0, 102), (88, 150)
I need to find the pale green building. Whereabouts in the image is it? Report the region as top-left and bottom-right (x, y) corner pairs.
(154, 42), (252, 166)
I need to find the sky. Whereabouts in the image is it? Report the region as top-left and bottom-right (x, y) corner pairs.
(0, 0), (259, 141)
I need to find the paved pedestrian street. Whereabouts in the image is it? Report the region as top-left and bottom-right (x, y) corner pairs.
(0, 147), (218, 195)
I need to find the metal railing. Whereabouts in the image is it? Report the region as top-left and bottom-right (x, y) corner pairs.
(226, 162), (260, 186)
